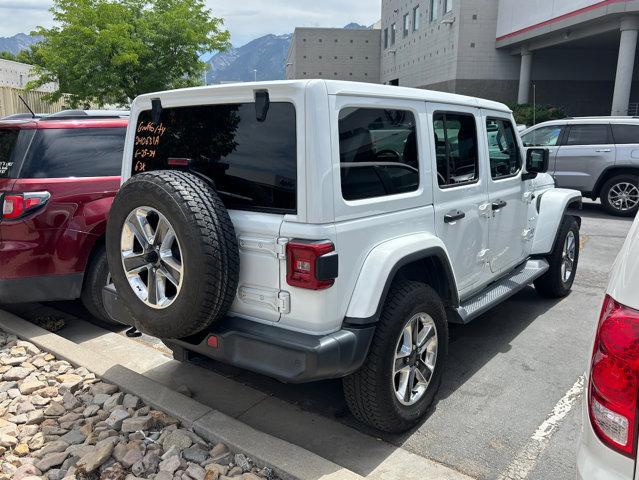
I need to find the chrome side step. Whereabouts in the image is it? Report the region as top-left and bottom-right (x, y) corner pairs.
(453, 259), (549, 324)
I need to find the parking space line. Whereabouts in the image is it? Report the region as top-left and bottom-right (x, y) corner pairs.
(497, 375), (585, 480)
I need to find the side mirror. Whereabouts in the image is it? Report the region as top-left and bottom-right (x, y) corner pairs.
(523, 148), (549, 180)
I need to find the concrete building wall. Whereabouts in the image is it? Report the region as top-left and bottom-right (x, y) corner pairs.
(380, 0), (520, 103)
(0, 59), (57, 93)
(497, 0), (602, 38)
(285, 28), (381, 83)
(380, 0), (460, 88)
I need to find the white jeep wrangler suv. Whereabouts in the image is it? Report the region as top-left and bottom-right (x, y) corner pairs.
(103, 80), (582, 432)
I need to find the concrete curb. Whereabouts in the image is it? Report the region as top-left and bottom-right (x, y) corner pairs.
(0, 309), (363, 480)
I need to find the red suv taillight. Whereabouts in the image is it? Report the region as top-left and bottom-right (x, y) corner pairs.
(1, 191), (50, 220)
(589, 295), (639, 457)
(286, 240), (338, 290)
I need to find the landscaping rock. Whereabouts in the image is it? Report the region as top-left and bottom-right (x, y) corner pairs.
(0, 333), (280, 480)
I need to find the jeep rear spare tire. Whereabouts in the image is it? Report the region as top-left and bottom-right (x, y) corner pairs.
(106, 171), (239, 338)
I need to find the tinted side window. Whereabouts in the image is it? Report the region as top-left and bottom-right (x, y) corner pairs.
(522, 126), (562, 147)
(487, 118), (521, 179)
(433, 112), (479, 187)
(0, 129), (21, 178)
(566, 125), (611, 146)
(21, 128), (126, 178)
(339, 107), (419, 201)
(134, 103), (297, 213)
(612, 124), (639, 144)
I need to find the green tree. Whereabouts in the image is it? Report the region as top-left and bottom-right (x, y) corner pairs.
(510, 103), (566, 127)
(28, 0), (230, 106)
(0, 51), (17, 61)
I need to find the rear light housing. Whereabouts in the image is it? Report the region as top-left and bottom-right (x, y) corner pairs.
(1, 191), (50, 220)
(589, 295), (639, 457)
(286, 240), (338, 290)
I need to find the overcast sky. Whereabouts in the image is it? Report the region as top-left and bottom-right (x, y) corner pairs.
(0, 0), (382, 48)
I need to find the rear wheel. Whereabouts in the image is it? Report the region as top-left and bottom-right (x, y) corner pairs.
(534, 216), (579, 298)
(600, 175), (639, 217)
(81, 245), (120, 325)
(343, 279), (448, 433)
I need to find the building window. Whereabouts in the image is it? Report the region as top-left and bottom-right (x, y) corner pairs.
(391, 23), (396, 45)
(403, 13), (410, 36)
(430, 0), (438, 21)
(413, 5), (421, 31)
(445, 0), (453, 13)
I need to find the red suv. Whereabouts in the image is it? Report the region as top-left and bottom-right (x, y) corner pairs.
(0, 115), (128, 322)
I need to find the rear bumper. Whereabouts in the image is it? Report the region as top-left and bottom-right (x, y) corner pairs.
(102, 285), (375, 383)
(0, 273), (83, 303)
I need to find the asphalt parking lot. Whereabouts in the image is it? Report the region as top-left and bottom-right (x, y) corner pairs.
(3, 201), (634, 480)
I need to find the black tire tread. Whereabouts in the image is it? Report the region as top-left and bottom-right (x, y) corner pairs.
(80, 245), (119, 325)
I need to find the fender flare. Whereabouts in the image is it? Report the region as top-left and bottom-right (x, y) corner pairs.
(345, 233), (459, 325)
(531, 188), (582, 255)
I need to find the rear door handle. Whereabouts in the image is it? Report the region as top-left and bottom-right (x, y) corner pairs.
(595, 149), (612, 153)
(444, 210), (466, 223)
(492, 200), (507, 211)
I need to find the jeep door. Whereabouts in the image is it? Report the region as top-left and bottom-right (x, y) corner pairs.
(481, 112), (529, 274)
(428, 104), (490, 294)
(554, 123), (615, 193)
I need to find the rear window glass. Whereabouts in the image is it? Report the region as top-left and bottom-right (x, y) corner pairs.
(0, 129), (21, 178)
(20, 127), (126, 178)
(612, 124), (639, 144)
(132, 103), (297, 214)
(566, 125), (611, 146)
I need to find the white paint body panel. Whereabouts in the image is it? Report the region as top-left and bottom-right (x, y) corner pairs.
(120, 80), (576, 336)
(345, 231), (448, 319)
(577, 215), (639, 479)
(608, 214), (639, 312)
(531, 188), (583, 255)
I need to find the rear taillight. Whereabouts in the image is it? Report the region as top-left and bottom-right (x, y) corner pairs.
(1, 191), (50, 220)
(286, 240), (338, 290)
(589, 295), (639, 457)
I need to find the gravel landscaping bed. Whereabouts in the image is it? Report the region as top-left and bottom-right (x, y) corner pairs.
(0, 331), (279, 480)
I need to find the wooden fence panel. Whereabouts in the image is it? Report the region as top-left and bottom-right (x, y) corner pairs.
(0, 87), (68, 117)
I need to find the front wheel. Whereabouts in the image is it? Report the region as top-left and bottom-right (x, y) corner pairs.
(343, 280), (448, 433)
(534, 216), (580, 298)
(600, 175), (639, 217)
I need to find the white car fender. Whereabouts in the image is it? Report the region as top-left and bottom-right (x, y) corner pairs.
(345, 233), (457, 321)
(531, 188), (582, 255)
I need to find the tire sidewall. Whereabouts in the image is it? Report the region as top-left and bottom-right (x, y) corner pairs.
(106, 174), (227, 337)
(379, 288), (448, 425)
(602, 175), (639, 217)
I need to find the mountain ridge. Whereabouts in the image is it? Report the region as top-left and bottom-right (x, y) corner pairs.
(0, 33), (42, 56)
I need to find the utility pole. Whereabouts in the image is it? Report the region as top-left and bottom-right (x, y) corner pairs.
(533, 82), (537, 126)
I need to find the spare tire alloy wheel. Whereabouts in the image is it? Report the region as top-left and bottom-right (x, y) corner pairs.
(106, 171), (239, 339)
(121, 207), (183, 309)
(393, 313), (437, 406)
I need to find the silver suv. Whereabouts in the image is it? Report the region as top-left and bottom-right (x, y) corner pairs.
(522, 117), (639, 216)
